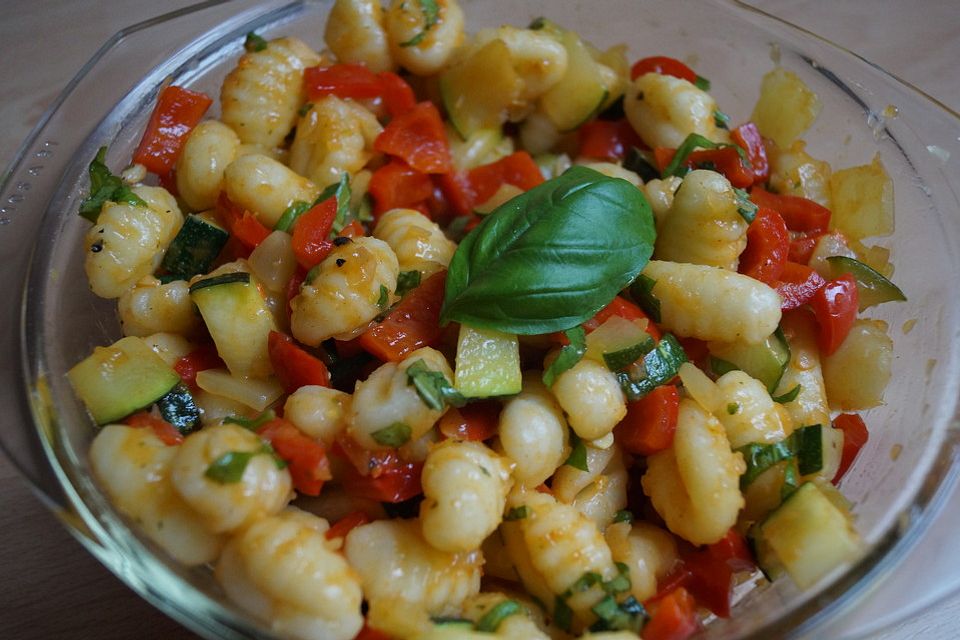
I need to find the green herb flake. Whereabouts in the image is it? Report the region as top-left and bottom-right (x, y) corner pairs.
(602, 336), (655, 372)
(727, 402), (740, 415)
(377, 284), (390, 310)
(590, 594), (646, 633)
(205, 450), (256, 483)
(714, 109), (731, 129)
(274, 200), (311, 232)
(661, 133), (748, 180)
(476, 600), (523, 633)
(396, 270), (422, 297)
(326, 173), (353, 234)
(78, 146), (148, 222)
(399, 0), (440, 47)
(629, 274), (661, 323)
(772, 384), (802, 404)
(781, 459), (800, 501)
(553, 596), (573, 632)
(406, 359), (466, 411)
(244, 31), (268, 52)
(794, 423), (823, 476)
(224, 409), (276, 431)
(371, 422), (412, 448)
(603, 563), (632, 595)
(543, 326), (587, 387)
(612, 509), (634, 524)
(734, 187), (758, 223)
(566, 571), (602, 596)
(710, 356), (739, 377)
(694, 75), (711, 91)
(564, 434), (589, 472)
(504, 505), (530, 521)
(298, 102), (314, 117)
(617, 334), (688, 401)
(737, 424), (823, 488)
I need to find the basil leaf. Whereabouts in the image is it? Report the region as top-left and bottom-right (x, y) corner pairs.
(737, 424), (823, 487)
(604, 563), (633, 595)
(298, 102), (314, 117)
(224, 410), (276, 431)
(400, 0), (440, 47)
(396, 270), (422, 297)
(553, 596), (573, 632)
(274, 200), (311, 232)
(542, 326), (586, 388)
(566, 571), (602, 596)
(727, 402), (740, 415)
(441, 167), (655, 334)
(772, 384), (802, 404)
(205, 450), (256, 483)
(612, 509), (633, 524)
(377, 284), (390, 311)
(694, 75), (711, 91)
(590, 595), (646, 633)
(794, 423), (823, 476)
(372, 422), (412, 448)
(504, 505), (529, 521)
(244, 31), (268, 52)
(602, 337), (655, 372)
(616, 334), (687, 401)
(629, 274), (661, 322)
(406, 359), (466, 411)
(734, 187), (758, 223)
(781, 459), (800, 501)
(661, 133), (748, 179)
(326, 173), (353, 234)
(623, 146), (660, 183)
(476, 600), (522, 633)
(714, 109), (731, 129)
(79, 146), (148, 222)
(565, 433), (589, 472)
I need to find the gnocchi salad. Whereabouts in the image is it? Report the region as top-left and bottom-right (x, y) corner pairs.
(68, 1), (906, 638)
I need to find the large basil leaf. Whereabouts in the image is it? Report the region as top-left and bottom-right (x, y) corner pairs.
(440, 166), (655, 334)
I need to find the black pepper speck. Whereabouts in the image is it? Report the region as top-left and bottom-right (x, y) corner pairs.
(336, 258), (346, 267)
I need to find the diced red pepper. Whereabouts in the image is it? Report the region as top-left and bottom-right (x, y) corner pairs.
(357, 270), (446, 362)
(304, 63), (384, 101)
(788, 230), (824, 264)
(216, 193), (271, 250)
(468, 151), (544, 207)
(810, 273), (859, 356)
(157, 169), (179, 197)
(257, 418), (332, 496)
(833, 413), (869, 483)
(354, 623), (394, 640)
(368, 159), (434, 216)
(578, 118), (643, 161)
(132, 85), (212, 175)
(775, 261), (826, 310)
(731, 122), (769, 184)
(339, 219), (366, 238)
(750, 186), (831, 233)
(374, 102), (452, 174)
(333, 437), (423, 503)
(267, 330), (331, 394)
(615, 384), (680, 456)
(378, 71), (417, 118)
(738, 207), (789, 285)
(582, 295), (662, 341)
(286, 267), (308, 318)
(653, 147), (675, 173)
(124, 412), (184, 446)
(325, 510), (373, 540)
(642, 587), (699, 640)
(630, 56), (698, 83)
(438, 400), (501, 441)
(672, 529), (755, 619)
(173, 343), (224, 389)
(291, 196), (338, 269)
(436, 171), (476, 216)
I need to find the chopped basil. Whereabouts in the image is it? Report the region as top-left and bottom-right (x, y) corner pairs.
(305, 264), (321, 284)
(406, 359), (466, 411)
(714, 109), (731, 129)
(188, 271), (251, 293)
(737, 424), (823, 488)
(734, 187), (759, 223)
(396, 270), (422, 297)
(79, 146), (148, 222)
(612, 509), (633, 524)
(476, 600), (522, 633)
(794, 423), (823, 476)
(326, 173), (354, 234)
(298, 102), (314, 117)
(616, 334), (688, 401)
(205, 443), (284, 484)
(727, 402), (740, 415)
(566, 571), (602, 596)
(244, 31), (268, 52)
(660, 133), (748, 180)
(602, 336), (655, 372)
(399, 0), (440, 47)
(371, 422), (412, 448)
(780, 459), (800, 501)
(564, 433), (589, 472)
(694, 75), (711, 91)
(589, 595), (646, 633)
(273, 200), (311, 232)
(504, 505), (530, 521)
(623, 146), (660, 183)
(604, 563), (632, 595)
(224, 409), (276, 431)
(528, 16), (548, 30)
(629, 274), (661, 323)
(553, 596), (573, 632)
(542, 326), (586, 387)
(377, 284), (390, 310)
(772, 384), (802, 404)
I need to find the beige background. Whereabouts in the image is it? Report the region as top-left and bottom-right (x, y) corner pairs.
(0, 1), (958, 638)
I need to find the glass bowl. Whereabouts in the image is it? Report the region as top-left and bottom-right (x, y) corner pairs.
(2, 0), (959, 638)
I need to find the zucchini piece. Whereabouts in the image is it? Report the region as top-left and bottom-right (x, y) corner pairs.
(826, 255), (906, 310)
(757, 481), (861, 589)
(709, 328), (790, 393)
(439, 39), (522, 139)
(539, 30), (609, 132)
(67, 336), (180, 425)
(189, 271), (278, 378)
(454, 325), (521, 397)
(156, 383), (202, 434)
(160, 213), (229, 280)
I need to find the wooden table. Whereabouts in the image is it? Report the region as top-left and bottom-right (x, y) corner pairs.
(1, 1), (958, 637)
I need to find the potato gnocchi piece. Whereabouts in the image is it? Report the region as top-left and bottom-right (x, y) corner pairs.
(604, 521), (678, 602)
(220, 36), (321, 149)
(775, 311), (831, 428)
(170, 423), (292, 533)
(175, 120), (241, 212)
(215, 508), (364, 640)
(420, 440), (513, 553)
(714, 370), (795, 449)
(643, 176), (683, 230)
(550, 358), (626, 441)
(348, 347), (453, 450)
(283, 385), (352, 444)
(459, 592), (551, 639)
(642, 398), (745, 545)
(118, 278), (201, 337)
(89, 425), (223, 566)
(289, 96), (382, 187)
(84, 185), (183, 299)
(385, 0), (466, 76)
(223, 153), (320, 228)
(624, 72), (727, 149)
(552, 443), (628, 530)
(654, 169), (747, 270)
(374, 207), (458, 278)
(497, 373), (570, 488)
(324, 0), (394, 72)
(642, 260), (782, 344)
(290, 236), (399, 345)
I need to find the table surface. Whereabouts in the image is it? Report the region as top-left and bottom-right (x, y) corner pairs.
(1, 1), (958, 638)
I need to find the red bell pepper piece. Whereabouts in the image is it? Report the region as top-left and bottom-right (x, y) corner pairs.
(832, 413), (869, 483)
(775, 261), (826, 310)
(578, 118), (643, 161)
(750, 186), (831, 233)
(468, 150), (545, 205)
(435, 171), (476, 217)
(286, 266), (308, 318)
(810, 273), (859, 355)
(267, 330), (331, 393)
(325, 510), (373, 540)
(630, 56), (698, 83)
(173, 343), (224, 389)
(339, 219), (366, 238)
(354, 623), (394, 640)
(374, 102), (452, 174)
(583, 295), (662, 341)
(258, 418), (332, 496)
(643, 587), (699, 640)
(291, 196), (338, 269)
(731, 122), (769, 184)
(378, 71), (417, 117)
(357, 270), (446, 362)
(124, 412), (184, 446)
(333, 437), (423, 503)
(216, 193), (271, 250)
(615, 384), (680, 456)
(738, 207), (789, 285)
(132, 85), (212, 175)
(438, 400), (501, 441)
(368, 159), (434, 216)
(304, 63), (384, 101)
(788, 230), (825, 264)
